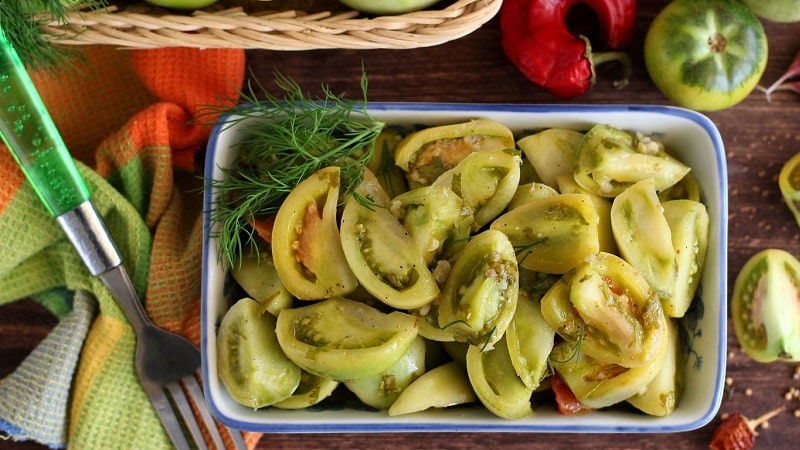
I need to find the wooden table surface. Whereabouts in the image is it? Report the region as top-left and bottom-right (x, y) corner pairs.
(3, 1), (800, 449)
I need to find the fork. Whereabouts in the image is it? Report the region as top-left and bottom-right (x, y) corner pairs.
(0, 24), (245, 450)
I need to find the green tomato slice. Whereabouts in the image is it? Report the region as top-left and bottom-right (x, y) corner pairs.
(344, 336), (427, 409)
(271, 166), (358, 300)
(541, 252), (668, 368)
(779, 152), (800, 230)
(387, 361), (477, 416)
(517, 128), (584, 188)
(574, 124), (690, 197)
(272, 371), (339, 410)
(491, 193), (600, 274)
(466, 337), (534, 419)
(508, 181), (559, 210)
(611, 178), (677, 299)
(555, 174), (617, 254)
(627, 318), (685, 417)
(390, 185), (474, 266)
(732, 249), (800, 362)
(230, 245), (293, 316)
(275, 297), (420, 381)
(506, 290), (555, 391)
(549, 333), (667, 409)
(437, 229), (519, 348)
(217, 298), (301, 409)
(661, 199), (709, 318)
(394, 119), (515, 188)
(340, 170), (440, 309)
(432, 148), (521, 228)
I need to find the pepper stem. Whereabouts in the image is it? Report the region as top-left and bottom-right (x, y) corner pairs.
(591, 51), (633, 89)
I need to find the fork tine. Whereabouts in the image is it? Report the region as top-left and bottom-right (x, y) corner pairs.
(143, 381), (193, 450)
(167, 381), (209, 450)
(183, 373), (228, 450)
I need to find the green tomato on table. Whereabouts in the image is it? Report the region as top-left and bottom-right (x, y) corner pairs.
(338, 0), (442, 14)
(644, 0), (768, 112)
(740, 0), (800, 22)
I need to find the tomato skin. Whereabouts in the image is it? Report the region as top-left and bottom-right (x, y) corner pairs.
(644, 0), (768, 111)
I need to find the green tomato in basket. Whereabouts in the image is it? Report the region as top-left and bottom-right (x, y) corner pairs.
(739, 0), (800, 22)
(337, 0), (442, 15)
(144, 0), (219, 10)
(644, 0), (768, 111)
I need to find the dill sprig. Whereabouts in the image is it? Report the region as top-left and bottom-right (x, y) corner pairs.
(0, 1), (108, 70)
(208, 70), (385, 268)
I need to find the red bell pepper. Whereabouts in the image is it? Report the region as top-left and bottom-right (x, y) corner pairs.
(500, 0), (637, 98)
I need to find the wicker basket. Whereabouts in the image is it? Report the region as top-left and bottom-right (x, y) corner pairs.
(37, 0), (501, 50)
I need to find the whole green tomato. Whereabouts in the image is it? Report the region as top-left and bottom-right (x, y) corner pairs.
(144, 0), (218, 9)
(644, 0), (768, 112)
(337, 0), (441, 14)
(739, 0), (800, 22)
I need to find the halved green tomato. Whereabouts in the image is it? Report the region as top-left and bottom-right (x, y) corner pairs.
(555, 174), (617, 254)
(732, 249), (800, 362)
(611, 178), (676, 299)
(367, 128), (408, 198)
(661, 199), (709, 318)
(466, 337), (534, 419)
(627, 318), (684, 417)
(508, 181), (559, 210)
(340, 170), (439, 309)
(217, 298), (301, 409)
(574, 124), (690, 197)
(271, 166), (358, 300)
(506, 290), (555, 390)
(432, 148), (521, 228)
(394, 119), (515, 188)
(779, 152), (800, 229)
(275, 297), (420, 381)
(437, 230), (519, 348)
(390, 185), (474, 266)
(517, 128), (584, 188)
(344, 336), (427, 409)
(272, 371), (339, 410)
(387, 361), (476, 416)
(491, 193), (600, 274)
(540, 252), (668, 368)
(549, 333), (667, 409)
(658, 172), (702, 203)
(230, 245), (293, 316)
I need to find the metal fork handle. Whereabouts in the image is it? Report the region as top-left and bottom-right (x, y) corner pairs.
(56, 200), (153, 335)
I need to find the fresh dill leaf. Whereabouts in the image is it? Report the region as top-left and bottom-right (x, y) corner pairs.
(208, 70), (385, 267)
(0, 0), (108, 70)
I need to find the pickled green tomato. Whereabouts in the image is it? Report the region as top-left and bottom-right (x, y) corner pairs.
(340, 170), (439, 309)
(216, 298), (301, 409)
(437, 230), (519, 348)
(271, 166), (358, 300)
(549, 333), (667, 409)
(366, 128), (408, 198)
(491, 193), (600, 274)
(506, 290), (556, 390)
(432, 148), (522, 228)
(555, 174), (617, 254)
(508, 182), (558, 210)
(540, 252), (668, 368)
(574, 124), (690, 198)
(272, 371), (339, 410)
(466, 336), (534, 419)
(732, 249), (800, 363)
(611, 178), (676, 299)
(517, 128), (584, 188)
(387, 361), (477, 416)
(390, 185), (474, 266)
(344, 336), (427, 409)
(627, 318), (685, 417)
(230, 245), (293, 316)
(662, 199), (709, 318)
(275, 297), (420, 381)
(394, 119), (515, 188)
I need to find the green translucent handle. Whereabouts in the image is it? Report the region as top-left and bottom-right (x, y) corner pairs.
(0, 26), (90, 217)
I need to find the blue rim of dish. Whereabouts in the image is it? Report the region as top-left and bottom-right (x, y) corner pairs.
(200, 103), (728, 433)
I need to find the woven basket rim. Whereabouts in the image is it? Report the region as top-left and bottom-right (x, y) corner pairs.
(39, 0), (502, 50)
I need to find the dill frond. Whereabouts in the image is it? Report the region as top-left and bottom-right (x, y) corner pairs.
(207, 70), (385, 267)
